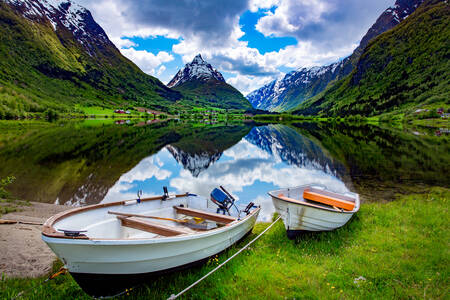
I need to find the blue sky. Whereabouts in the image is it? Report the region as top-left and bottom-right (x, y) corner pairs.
(78, 0), (394, 94)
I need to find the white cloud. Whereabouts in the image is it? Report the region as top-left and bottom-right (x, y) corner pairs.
(119, 48), (174, 75)
(156, 65), (166, 76)
(77, 0), (181, 55)
(223, 139), (271, 160)
(256, 0), (331, 36)
(227, 74), (275, 96)
(113, 37), (137, 49)
(249, 0), (281, 12)
(120, 156), (172, 183)
(101, 155), (171, 202)
(76, 0), (394, 94)
(255, 0), (393, 49)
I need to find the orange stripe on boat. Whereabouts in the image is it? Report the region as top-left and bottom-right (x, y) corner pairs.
(303, 190), (355, 211)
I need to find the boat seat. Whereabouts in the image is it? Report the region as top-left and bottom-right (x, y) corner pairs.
(117, 216), (194, 236)
(173, 206), (236, 224)
(303, 190), (355, 211)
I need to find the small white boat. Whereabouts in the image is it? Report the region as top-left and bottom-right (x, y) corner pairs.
(42, 188), (260, 296)
(268, 184), (359, 238)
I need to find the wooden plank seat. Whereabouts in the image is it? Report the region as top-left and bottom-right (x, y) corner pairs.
(117, 216), (194, 236)
(173, 206), (236, 224)
(303, 190), (355, 211)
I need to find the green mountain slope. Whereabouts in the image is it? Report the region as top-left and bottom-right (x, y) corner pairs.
(172, 79), (252, 110)
(168, 54), (251, 110)
(0, 1), (181, 118)
(293, 0), (449, 117)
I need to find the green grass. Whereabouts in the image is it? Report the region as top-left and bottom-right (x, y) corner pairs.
(172, 79), (252, 110)
(0, 198), (30, 217)
(75, 106), (152, 117)
(0, 202), (19, 217)
(75, 105), (115, 115)
(1, 188), (448, 299)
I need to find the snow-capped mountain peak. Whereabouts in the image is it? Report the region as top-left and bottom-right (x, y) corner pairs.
(167, 54), (225, 88)
(385, 0), (424, 23)
(4, 0), (112, 56)
(192, 54), (204, 64)
(166, 145), (222, 177)
(247, 62), (345, 111)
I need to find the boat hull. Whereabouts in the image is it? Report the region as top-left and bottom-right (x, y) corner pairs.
(269, 185), (359, 237)
(43, 211), (257, 275)
(70, 230), (254, 297)
(41, 192), (260, 296)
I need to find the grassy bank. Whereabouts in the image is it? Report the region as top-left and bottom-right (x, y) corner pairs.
(1, 188), (448, 299)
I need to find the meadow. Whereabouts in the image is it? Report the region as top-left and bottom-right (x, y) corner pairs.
(1, 188), (448, 299)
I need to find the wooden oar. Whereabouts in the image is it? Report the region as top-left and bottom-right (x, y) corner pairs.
(0, 219), (43, 225)
(108, 211), (188, 223)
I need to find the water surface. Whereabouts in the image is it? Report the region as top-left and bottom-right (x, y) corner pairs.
(0, 120), (448, 221)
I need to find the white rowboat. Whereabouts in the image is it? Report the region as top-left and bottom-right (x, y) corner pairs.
(42, 192), (260, 296)
(268, 184), (359, 238)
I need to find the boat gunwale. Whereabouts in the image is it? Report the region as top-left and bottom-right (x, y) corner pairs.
(42, 193), (189, 240)
(268, 186), (360, 214)
(42, 194), (261, 243)
(42, 208), (260, 245)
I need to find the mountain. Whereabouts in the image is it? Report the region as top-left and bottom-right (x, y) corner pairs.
(245, 125), (347, 178)
(0, 0), (181, 118)
(168, 54), (252, 110)
(247, 0), (424, 112)
(166, 145), (222, 177)
(168, 54), (225, 88)
(247, 62), (344, 112)
(165, 123), (253, 177)
(293, 0), (449, 117)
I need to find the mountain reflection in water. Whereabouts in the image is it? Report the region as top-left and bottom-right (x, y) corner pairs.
(0, 120), (447, 221)
(102, 124), (349, 221)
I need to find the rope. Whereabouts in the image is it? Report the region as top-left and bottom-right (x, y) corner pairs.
(167, 216), (281, 300)
(10, 268), (67, 300)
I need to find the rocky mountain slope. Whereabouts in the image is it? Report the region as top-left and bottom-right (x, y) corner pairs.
(247, 0), (424, 112)
(293, 0), (449, 116)
(168, 54), (252, 110)
(247, 62), (345, 112)
(168, 54), (225, 88)
(245, 124), (347, 177)
(165, 124), (253, 177)
(166, 145), (222, 177)
(0, 0), (181, 118)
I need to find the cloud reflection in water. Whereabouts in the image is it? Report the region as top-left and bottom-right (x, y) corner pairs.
(102, 125), (348, 221)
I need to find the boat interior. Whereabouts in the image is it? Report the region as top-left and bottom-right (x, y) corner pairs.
(48, 194), (254, 240)
(273, 185), (359, 212)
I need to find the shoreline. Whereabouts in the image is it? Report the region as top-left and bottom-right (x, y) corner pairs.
(0, 188), (447, 299)
(0, 201), (70, 278)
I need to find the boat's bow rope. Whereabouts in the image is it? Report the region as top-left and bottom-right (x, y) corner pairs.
(167, 215), (282, 300)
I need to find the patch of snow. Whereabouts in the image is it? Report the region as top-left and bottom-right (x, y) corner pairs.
(331, 61), (342, 73)
(5, 0), (108, 47)
(168, 54), (225, 88)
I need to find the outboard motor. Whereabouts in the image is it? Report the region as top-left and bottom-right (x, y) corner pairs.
(210, 187), (234, 215)
(162, 186), (169, 201)
(243, 202), (256, 215)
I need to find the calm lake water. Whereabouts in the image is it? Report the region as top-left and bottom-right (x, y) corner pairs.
(0, 119), (448, 221)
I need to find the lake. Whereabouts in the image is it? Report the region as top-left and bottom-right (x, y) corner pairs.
(0, 119), (448, 221)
